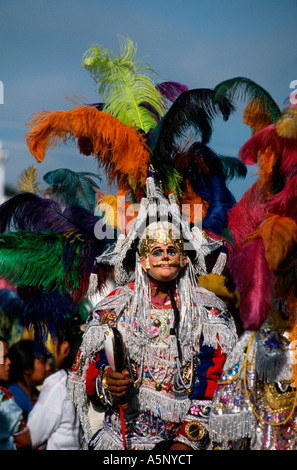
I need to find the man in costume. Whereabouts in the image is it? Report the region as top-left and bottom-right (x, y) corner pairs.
(0, 38), (249, 449)
(67, 172), (238, 450)
(208, 97), (297, 449)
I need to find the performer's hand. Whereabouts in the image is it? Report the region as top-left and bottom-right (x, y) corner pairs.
(105, 369), (132, 398)
(170, 442), (192, 450)
(13, 429), (32, 450)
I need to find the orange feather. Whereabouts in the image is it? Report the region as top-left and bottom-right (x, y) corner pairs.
(179, 179), (208, 224)
(243, 98), (272, 135)
(257, 147), (276, 198)
(26, 105), (150, 193)
(251, 214), (297, 272)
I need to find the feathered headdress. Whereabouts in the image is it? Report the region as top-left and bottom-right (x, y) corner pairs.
(3, 39), (257, 352)
(226, 103), (297, 331)
(99, 167), (228, 287)
(25, 37), (243, 238)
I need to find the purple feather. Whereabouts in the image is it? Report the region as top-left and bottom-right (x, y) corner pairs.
(0, 193), (66, 233)
(140, 81), (189, 125)
(0, 193), (106, 241)
(62, 205), (102, 237)
(156, 81), (189, 103)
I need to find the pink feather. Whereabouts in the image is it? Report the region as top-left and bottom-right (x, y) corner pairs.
(227, 238), (275, 331)
(227, 182), (265, 249)
(239, 124), (276, 165)
(267, 173), (297, 218)
(239, 125), (297, 177)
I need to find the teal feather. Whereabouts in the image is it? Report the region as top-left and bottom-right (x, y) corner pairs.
(43, 169), (102, 211)
(213, 77), (281, 123)
(218, 156), (247, 182)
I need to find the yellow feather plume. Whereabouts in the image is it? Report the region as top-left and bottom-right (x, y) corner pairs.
(275, 108), (297, 139)
(17, 165), (40, 193)
(95, 189), (139, 233)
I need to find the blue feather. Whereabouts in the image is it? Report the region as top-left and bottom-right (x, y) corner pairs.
(174, 142), (236, 234)
(202, 174), (236, 234)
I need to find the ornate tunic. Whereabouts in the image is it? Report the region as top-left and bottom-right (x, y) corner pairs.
(209, 314), (297, 450)
(68, 281), (237, 450)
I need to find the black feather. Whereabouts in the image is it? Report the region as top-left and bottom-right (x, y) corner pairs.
(148, 88), (235, 190)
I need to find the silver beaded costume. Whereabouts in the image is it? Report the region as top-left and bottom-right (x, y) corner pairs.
(67, 172), (237, 450)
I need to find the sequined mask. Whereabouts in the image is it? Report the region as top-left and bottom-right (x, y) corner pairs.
(139, 222), (185, 270)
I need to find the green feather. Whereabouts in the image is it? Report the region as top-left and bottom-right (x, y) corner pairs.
(0, 231), (81, 293)
(43, 168), (102, 211)
(213, 77), (281, 123)
(163, 165), (184, 200)
(83, 35), (166, 133)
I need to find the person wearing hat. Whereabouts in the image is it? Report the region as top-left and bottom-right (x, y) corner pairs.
(68, 175), (238, 451)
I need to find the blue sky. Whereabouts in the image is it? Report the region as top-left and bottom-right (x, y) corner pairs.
(0, 0), (296, 200)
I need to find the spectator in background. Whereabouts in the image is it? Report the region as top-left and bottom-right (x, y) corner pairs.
(8, 339), (51, 422)
(0, 336), (26, 450)
(14, 318), (83, 450)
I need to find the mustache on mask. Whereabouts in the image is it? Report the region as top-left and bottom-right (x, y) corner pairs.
(152, 260), (181, 267)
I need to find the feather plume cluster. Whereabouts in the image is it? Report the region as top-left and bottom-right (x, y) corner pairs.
(227, 238), (275, 331)
(24, 41), (297, 348)
(148, 88), (235, 187)
(227, 102), (297, 330)
(0, 191), (109, 354)
(83, 36), (166, 133)
(43, 168), (102, 211)
(0, 193), (107, 296)
(213, 76), (281, 126)
(25, 37), (245, 238)
(172, 142), (237, 234)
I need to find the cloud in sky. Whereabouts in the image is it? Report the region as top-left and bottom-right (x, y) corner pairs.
(0, 0), (296, 199)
